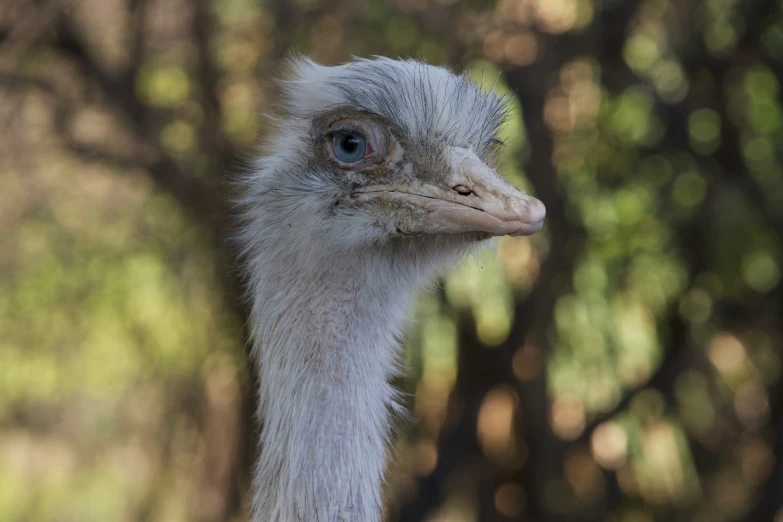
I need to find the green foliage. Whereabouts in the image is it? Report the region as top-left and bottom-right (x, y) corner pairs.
(0, 163), (242, 522)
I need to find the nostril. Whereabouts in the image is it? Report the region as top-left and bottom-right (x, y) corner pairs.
(453, 185), (473, 196)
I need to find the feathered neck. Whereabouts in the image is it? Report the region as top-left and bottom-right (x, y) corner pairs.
(246, 239), (457, 522)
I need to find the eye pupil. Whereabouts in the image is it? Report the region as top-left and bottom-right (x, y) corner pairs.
(332, 132), (367, 163)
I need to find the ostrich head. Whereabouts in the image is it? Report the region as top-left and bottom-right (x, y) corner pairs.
(239, 57), (546, 522)
(241, 57), (545, 271)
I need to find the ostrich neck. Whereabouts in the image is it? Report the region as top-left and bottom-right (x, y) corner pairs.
(249, 248), (423, 522)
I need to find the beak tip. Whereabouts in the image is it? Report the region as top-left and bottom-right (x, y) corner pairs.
(530, 198), (546, 223)
(513, 196), (546, 225)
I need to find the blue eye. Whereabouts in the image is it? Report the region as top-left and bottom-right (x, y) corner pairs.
(332, 132), (367, 163)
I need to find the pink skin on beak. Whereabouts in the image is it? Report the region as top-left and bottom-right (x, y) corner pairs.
(349, 146), (546, 237)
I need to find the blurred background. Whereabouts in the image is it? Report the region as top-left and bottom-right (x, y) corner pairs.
(1, 0), (782, 521)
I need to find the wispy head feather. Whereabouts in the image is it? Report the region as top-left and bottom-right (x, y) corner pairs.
(278, 56), (510, 159)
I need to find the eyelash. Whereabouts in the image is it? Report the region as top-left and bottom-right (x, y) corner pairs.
(326, 127), (363, 139)
(488, 137), (505, 148)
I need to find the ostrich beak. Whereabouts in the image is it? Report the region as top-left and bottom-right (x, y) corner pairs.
(349, 147), (546, 237)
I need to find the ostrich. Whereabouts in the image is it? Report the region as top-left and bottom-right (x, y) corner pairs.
(237, 57), (545, 522)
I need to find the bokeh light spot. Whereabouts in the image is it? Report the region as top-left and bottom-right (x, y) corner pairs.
(550, 395), (585, 440)
(494, 482), (526, 517)
(591, 421), (628, 469)
(672, 171), (707, 208)
(688, 108), (721, 155)
(503, 32), (538, 66)
(477, 386), (520, 464)
(708, 333), (747, 376)
(742, 252), (781, 292)
(136, 63), (190, 108)
(413, 438), (438, 476)
(678, 287), (713, 323)
(734, 382), (769, 428)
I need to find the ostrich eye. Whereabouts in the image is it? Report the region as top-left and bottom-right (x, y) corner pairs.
(332, 132), (368, 163)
